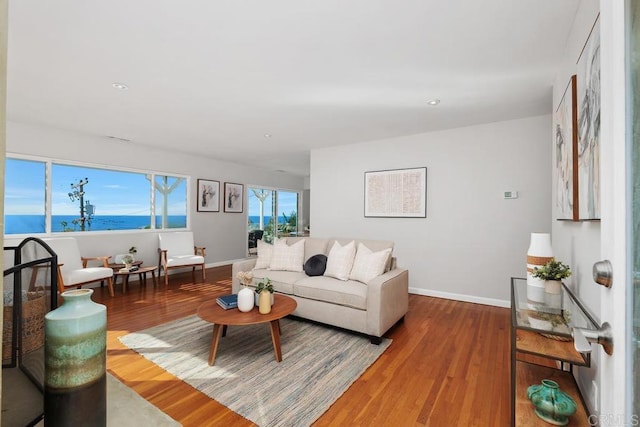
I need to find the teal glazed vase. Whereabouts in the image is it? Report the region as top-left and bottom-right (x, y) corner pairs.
(527, 379), (577, 426)
(44, 289), (107, 426)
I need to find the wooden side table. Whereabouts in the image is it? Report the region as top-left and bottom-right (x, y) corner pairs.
(113, 266), (158, 293)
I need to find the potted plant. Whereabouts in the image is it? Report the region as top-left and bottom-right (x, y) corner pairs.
(532, 259), (572, 294)
(255, 278), (274, 314)
(129, 246), (137, 256)
(121, 254), (135, 270)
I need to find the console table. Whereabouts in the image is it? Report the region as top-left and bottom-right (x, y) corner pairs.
(510, 277), (597, 426)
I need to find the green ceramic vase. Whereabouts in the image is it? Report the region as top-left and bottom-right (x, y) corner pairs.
(527, 379), (577, 426)
(44, 289), (107, 426)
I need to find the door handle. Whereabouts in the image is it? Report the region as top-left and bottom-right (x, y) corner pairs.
(593, 260), (613, 288)
(572, 322), (614, 355)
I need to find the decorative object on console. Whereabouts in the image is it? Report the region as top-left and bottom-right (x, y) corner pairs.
(44, 289), (107, 426)
(526, 233), (554, 302)
(224, 182), (244, 213)
(527, 379), (577, 425)
(531, 259), (572, 295)
(197, 179), (220, 212)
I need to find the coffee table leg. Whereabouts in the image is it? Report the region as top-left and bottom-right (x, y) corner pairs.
(269, 320), (282, 362)
(208, 324), (224, 366)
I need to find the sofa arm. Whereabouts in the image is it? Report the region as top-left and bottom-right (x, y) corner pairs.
(366, 268), (409, 337)
(231, 258), (257, 293)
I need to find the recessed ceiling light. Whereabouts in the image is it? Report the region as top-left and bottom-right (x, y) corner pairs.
(112, 82), (129, 90)
(427, 99), (440, 106)
(264, 134), (272, 138)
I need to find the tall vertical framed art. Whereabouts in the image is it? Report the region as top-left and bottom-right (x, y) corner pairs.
(224, 182), (244, 213)
(555, 75), (578, 221)
(576, 15), (601, 220)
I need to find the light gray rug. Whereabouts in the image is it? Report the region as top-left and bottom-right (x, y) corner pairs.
(119, 315), (391, 427)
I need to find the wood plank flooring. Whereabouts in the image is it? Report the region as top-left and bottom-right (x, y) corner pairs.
(95, 265), (511, 426)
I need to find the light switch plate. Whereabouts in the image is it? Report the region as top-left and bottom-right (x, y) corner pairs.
(504, 191), (518, 199)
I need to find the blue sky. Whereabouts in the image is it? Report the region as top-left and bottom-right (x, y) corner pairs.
(247, 188), (298, 218)
(5, 159), (297, 217)
(5, 159), (186, 215)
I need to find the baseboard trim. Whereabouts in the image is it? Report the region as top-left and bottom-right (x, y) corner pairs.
(409, 287), (510, 308)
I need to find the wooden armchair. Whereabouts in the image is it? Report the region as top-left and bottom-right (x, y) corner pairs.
(157, 232), (206, 286)
(42, 237), (114, 297)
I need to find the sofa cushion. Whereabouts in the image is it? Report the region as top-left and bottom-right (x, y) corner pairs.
(294, 276), (367, 310)
(324, 240), (356, 281)
(285, 237), (330, 262)
(329, 238), (394, 272)
(269, 238), (305, 272)
(303, 254), (327, 276)
(250, 269), (299, 295)
(349, 243), (392, 284)
(254, 240), (273, 269)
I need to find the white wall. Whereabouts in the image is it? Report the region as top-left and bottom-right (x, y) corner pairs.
(550, 0), (600, 415)
(5, 121), (305, 267)
(311, 115), (552, 306)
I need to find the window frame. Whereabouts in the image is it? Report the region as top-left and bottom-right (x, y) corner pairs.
(4, 153), (192, 236)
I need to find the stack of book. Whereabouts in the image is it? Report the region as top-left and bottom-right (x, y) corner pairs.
(216, 294), (238, 310)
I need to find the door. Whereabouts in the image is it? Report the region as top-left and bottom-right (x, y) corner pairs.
(599, 1), (634, 420)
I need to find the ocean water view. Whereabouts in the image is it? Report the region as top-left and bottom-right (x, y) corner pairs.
(5, 215), (187, 234)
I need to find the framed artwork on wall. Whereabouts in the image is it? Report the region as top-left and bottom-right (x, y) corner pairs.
(576, 15), (601, 220)
(364, 167), (427, 218)
(224, 182), (244, 213)
(197, 179), (220, 212)
(555, 75), (578, 221)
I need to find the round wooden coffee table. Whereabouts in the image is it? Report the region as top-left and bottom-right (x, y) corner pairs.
(197, 294), (297, 366)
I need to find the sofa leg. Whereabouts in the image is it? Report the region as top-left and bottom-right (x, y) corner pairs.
(369, 336), (382, 345)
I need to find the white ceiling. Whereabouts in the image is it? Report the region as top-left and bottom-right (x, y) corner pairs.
(6, 1), (580, 177)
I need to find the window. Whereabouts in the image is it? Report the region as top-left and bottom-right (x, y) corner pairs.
(4, 156), (189, 235)
(5, 158), (46, 234)
(247, 187), (299, 244)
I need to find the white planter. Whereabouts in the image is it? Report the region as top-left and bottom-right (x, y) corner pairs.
(544, 280), (562, 294)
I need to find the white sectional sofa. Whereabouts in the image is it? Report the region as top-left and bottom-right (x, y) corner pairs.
(232, 236), (409, 344)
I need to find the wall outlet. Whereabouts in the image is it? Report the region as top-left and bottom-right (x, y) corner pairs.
(504, 191), (519, 199)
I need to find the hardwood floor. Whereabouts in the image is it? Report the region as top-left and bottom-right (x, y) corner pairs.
(95, 265), (511, 426)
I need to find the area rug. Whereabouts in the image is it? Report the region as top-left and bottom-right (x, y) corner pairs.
(119, 315), (391, 427)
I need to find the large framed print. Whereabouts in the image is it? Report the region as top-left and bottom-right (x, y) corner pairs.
(224, 182), (244, 213)
(576, 15), (600, 220)
(555, 75), (578, 221)
(364, 167), (427, 218)
(197, 179), (220, 212)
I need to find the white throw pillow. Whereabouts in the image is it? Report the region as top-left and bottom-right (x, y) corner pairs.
(268, 239), (305, 272)
(324, 241), (356, 281)
(349, 243), (392, 284)
(254, 240), (273, 269)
